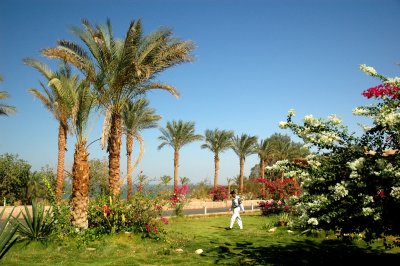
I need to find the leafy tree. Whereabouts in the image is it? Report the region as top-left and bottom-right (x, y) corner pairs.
(88, 158), (109, 198)
(26, 165), (56, 203)
(201, 129), (234, 191)
(0, 75), (16, 116)
(0, 153), (31, 205)
(122, 98), (161, 199)
(24, 60), (78, 203)
(158, 120), (203, 191)
(42, 19), (194, 199)
(231, 134), (258, 193)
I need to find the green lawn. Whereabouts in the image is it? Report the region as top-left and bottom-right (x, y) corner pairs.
(1, 214), (399, 265)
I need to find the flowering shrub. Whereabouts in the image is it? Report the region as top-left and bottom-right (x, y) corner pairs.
(258, 199), (292, 216)
(210, 185), (229, 201)
(169, 185), (190, 216)
(88, 193), (167, 239)
(257, 178), (301, 200)
(274, 64), (400, 244)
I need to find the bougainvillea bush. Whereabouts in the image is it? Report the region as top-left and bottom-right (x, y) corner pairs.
(257, 178), (301, 215)
(210, 185), (229, 201)
(169, 185), (190, 216)
(274, 64), (400, 244)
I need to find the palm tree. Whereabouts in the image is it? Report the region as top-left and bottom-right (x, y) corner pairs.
(255, 138), (274, 196)
(42, 19), (194, 199)
(201, 129), (234, 191)
(180, 176), (190, 186)
(122, 98), (161, 200)
(255, 138), (274, 180)
(231, 134), (258, 193)
(70, 82), (96, 229)
(158, 120), (203, 191)
(0, 75), (17, 116)
(24, 59), (78, 203)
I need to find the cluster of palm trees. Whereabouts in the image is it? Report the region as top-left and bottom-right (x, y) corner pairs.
(161, 126), (308, 196)
(24, 19), (194, 228)
(19, 19), (308, 229)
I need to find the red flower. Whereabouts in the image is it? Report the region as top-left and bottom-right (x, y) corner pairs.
(102, 205), (111, 216)
(362, 84), (400, 99)
(377, 190), (385, 198)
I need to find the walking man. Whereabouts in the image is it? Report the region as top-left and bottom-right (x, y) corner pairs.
(226, 189), (245, 230)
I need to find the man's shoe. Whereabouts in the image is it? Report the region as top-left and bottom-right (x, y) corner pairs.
(225, 227), (232, 230)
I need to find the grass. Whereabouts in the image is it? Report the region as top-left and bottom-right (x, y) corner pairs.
(1, 213), (399, 265)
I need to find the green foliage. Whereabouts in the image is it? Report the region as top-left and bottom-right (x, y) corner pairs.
(0, 153), (31, 205)
(0, 207), (19, 259)
(17, 200), (54, 241)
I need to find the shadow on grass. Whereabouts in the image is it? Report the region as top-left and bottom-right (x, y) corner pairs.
(208, 239), (400, 265)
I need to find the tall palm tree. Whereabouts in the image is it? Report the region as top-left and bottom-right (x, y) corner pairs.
(24, 59), (78, 203)
(158, 120), (203, 191)
(70, 82), (96, 229)
(42, 19), (194, 199)
(122, 98), (161, 200)
(231, 134), (258, 194)
(201, 129), (234, 191)
(0, 75), (17, 116)
(255, 138), (274, 180)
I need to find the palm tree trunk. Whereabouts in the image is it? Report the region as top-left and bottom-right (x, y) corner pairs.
(55, 124), (67, 203)
(126, 133), (133, 200)
(71, 141), (89, 229)
(173, 149), (179, 192)
(260, 159), (265, 197)
(214, 154), (219, 191)
(108, 112), (122, 199)
(239, 157), (244, 194)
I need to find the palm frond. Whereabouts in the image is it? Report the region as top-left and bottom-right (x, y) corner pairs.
(23, 58), (54, 80)
(28, 88), (53, 112)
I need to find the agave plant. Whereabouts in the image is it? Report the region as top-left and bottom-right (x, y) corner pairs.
(18, 200), (54, 241)
(0, 207), (20, 259)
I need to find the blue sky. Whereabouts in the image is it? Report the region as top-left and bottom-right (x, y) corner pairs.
(1, 0), (400, 185)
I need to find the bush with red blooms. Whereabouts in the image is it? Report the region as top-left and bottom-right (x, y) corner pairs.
(169, 185), (190, 216)
(256, 178), (300, 215)
(210, 185), (229, 201)
(257, 178), (301, 200)
(258, 199), (292, 215)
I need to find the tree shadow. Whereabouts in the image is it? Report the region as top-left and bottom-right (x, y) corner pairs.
(208, 239), (400, 265)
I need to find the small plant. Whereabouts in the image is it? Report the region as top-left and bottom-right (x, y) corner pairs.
(170, 185), (190, 216)
(0, 207), (20, 259)
(18, 200), (54, 241)
(276, 212), (291, 227)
